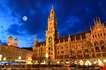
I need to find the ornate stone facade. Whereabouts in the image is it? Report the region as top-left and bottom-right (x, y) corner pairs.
(0, 36), (32, 63)
(1, 6), (105, 65)
(0, 45), (32, 62)
(33, 7), (106, 65)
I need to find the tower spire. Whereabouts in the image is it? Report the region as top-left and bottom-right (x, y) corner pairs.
(48, 5), (57, 32)
(46, 5), (57, 62)
(13, 38), (18, 47)
(8, 35), (13, 46)
(50, 5), (55, 18)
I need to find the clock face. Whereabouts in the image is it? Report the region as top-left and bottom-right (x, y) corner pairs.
(49, 37), (52, 44)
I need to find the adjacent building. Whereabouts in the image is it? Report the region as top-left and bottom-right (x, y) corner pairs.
(0, 36), (32, 63)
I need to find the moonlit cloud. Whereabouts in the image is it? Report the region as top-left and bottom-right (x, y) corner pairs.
(0, 0), (106, 47)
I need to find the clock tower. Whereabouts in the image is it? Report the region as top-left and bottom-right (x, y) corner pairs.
(46, 6), (57, 63)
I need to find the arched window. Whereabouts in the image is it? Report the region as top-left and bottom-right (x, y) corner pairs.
(100, 40), (105, 46)
(94, 41), (98, 46)
(85, 49), (89, 53)
(84, 54), (89, 58)
(101, 46), (106, 52)
(95, 47), (100, 52)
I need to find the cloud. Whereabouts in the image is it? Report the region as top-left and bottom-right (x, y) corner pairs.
(0, 0), (106, 47)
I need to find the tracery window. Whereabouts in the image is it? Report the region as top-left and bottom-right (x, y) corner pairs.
(100, 40), (105, 46)
(94, 41), (98, 46)
(95, 47), (100, 52)
(101, 46), (106, 52)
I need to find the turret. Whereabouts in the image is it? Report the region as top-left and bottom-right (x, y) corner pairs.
(33, 39), (38, 50)
(94, 17), (102, 26)
(92, 17), (104, 32)
(13, 38), (18, 47)
(46, 6), (57, 62)
(8, 35), (12, 46)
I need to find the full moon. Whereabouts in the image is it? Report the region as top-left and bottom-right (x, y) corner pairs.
(22, 16), (28, 21)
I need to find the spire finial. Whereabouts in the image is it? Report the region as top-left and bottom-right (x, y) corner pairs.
(96, 17), (101, 23)
(50, 4), (55, 17)
(94, 16), (102, 25)
(68, 35), (71, 41)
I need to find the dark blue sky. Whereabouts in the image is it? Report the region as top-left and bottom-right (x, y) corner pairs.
(0, 0), (106, 47)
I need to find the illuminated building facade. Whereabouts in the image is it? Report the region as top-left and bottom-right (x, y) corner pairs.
(0, 36), (32, 63)
(0, 6), (106, 65)
(33, 7), (106, 65)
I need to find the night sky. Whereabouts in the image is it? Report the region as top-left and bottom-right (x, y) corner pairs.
(0, 0), (106, 48)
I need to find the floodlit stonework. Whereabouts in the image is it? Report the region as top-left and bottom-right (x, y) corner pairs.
(0, 7), (106, 65)
(33, 7), (106, 65)
(0, 36), (32, 62)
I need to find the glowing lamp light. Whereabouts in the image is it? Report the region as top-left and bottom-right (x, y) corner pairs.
(26, 57), (32, 64)
(41, 61), (46, 64)
(45, 53), (48, 58)
(79, 60), (84, 65)
(18, 56), (22, 60)
(57, 61), (60, 64)
(103, 59), (106, 63)
(35, 61), (38, 64)
(66, 61), (70, 64)
(74, 61), (77, 64)
(98, 59), (104, 66)
(3, 57), (6, 61)
(0, 54), (2, 61)
(85, 60), (92, 66)
(93, 60), (98, 64)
